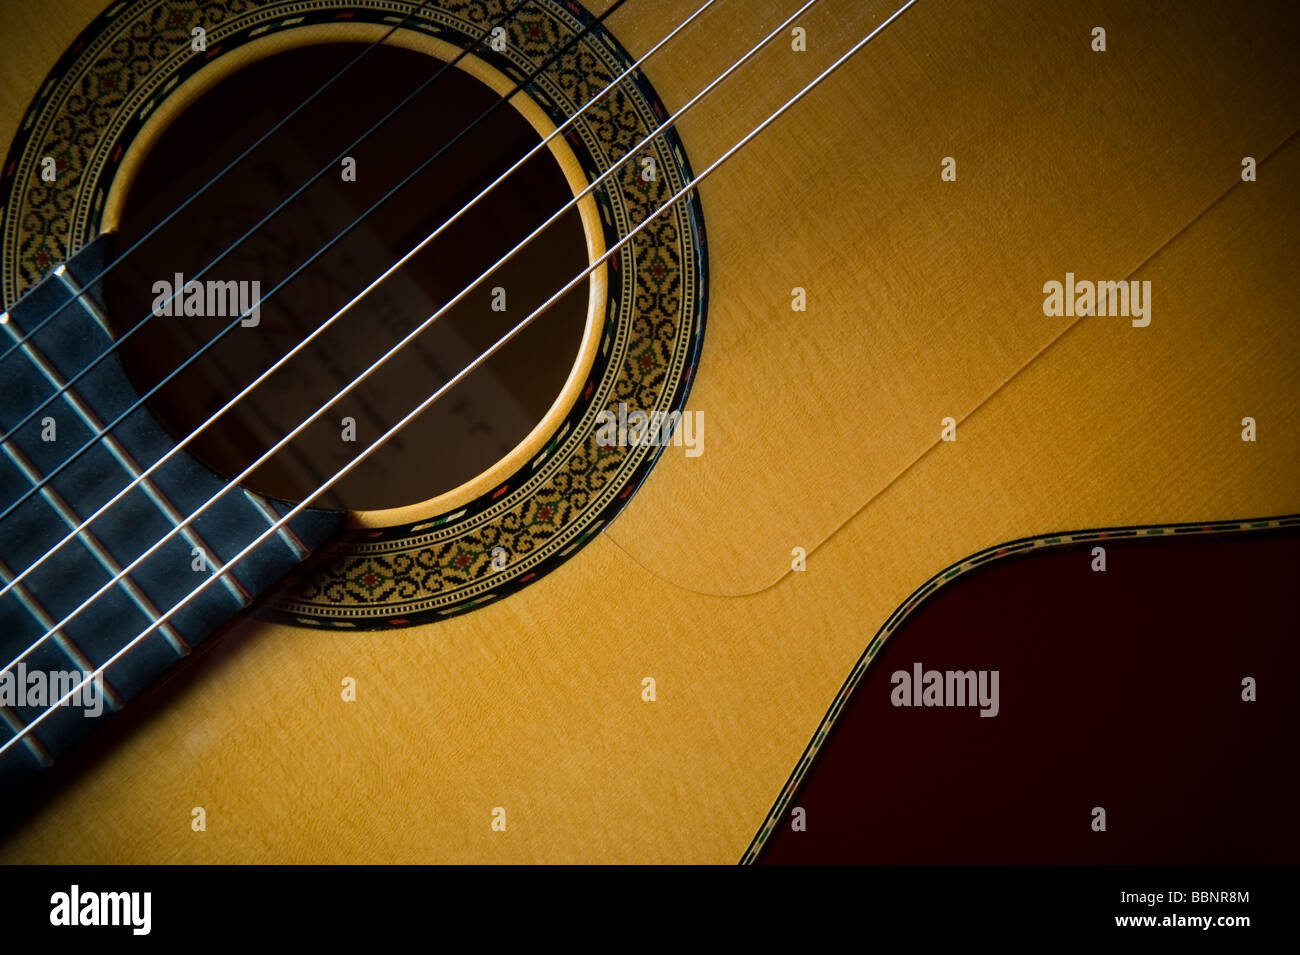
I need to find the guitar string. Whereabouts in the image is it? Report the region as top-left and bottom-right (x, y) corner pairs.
(0, 0), (797, 608)
(0, 0), (546, 490)
(0, 0), (453, 363)
(0, 0), (920, 760)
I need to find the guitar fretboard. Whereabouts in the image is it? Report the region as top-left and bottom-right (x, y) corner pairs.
(0, 236), (342, 782)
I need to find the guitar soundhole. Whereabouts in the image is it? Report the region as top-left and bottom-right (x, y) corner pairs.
(102, 41), (592, 512)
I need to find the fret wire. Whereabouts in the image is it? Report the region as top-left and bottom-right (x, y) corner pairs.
(52, 265), (113, 337)
(242, 490), (311, 560)
(0, 703), (51, 767)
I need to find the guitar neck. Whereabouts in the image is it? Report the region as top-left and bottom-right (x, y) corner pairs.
(0, 236), (342, 783)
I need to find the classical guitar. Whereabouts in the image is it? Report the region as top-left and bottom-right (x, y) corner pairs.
(0, 0), (1295, 867)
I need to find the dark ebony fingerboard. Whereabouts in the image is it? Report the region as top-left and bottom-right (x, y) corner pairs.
(0, 236), (342, 783)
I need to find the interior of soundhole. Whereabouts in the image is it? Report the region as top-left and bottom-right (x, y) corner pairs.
(103, 41), (591, 512)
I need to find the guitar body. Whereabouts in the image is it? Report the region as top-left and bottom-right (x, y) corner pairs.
(0, 0), (1295, 863)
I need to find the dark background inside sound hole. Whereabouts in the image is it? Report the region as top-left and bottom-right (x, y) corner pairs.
(105, 41), (591, 512)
